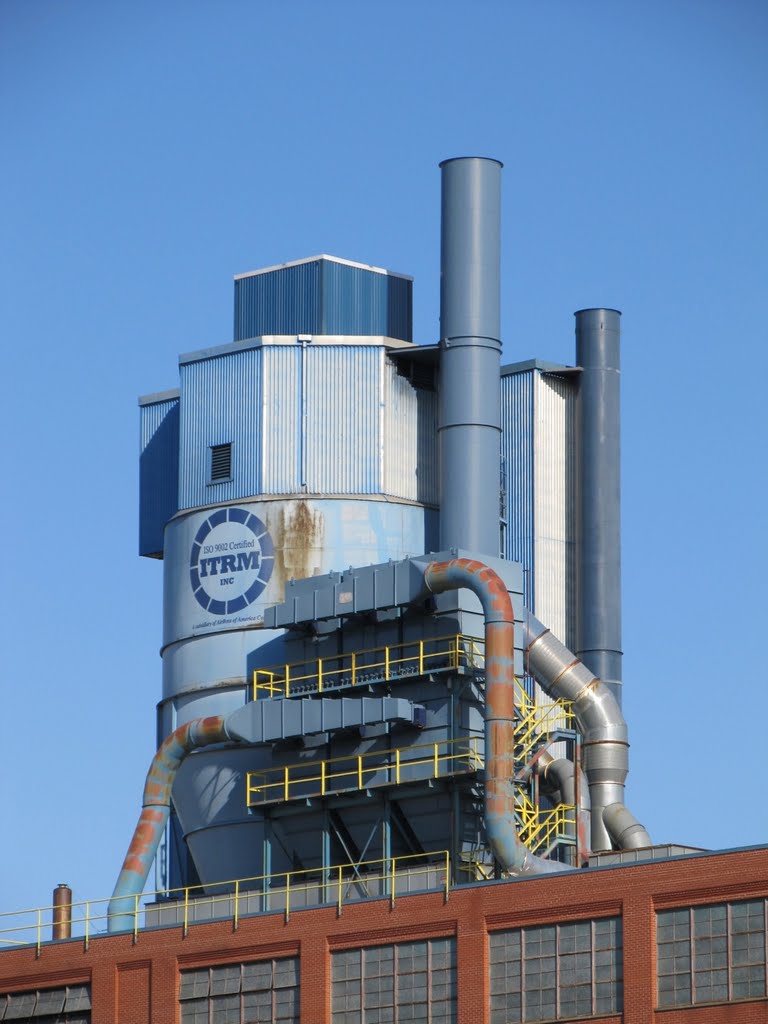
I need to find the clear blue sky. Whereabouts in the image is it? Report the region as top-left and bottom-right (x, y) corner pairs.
(1, 0), (766, 917)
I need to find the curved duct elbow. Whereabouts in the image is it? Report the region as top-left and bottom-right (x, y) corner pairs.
(108, 715), (231, 932)
(424, 558), (572, 876)
(603, 803), (651, 850)
(523, 612), (648, 853)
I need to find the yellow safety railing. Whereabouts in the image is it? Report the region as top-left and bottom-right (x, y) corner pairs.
(0, 851), (451, 954)
(515, 699), (575, 764)
(252, 633), (487, 699)
(515, 784), (576, 854)
(247, 735), (483, 806)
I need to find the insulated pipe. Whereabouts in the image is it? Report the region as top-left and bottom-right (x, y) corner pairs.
(523, 612), (651, 852)
(438, 157), (503, 557)
(575, 308), (623, 706)
(424, 558), (568, 875)
(536, 750), (591, 859)
(603, 802), (650, 850)
(108, 716), (230, 932)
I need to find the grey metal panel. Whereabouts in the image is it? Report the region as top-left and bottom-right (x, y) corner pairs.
(261, 345), (301, 494)
(178, 348), (263, 510)
(532, 371), (577, 651)
(382, 360), (438, 504)
(438, 157), (502, 557)
(303, 345), (381, 494)
(225, 696), (424, 744)
(139, 396), (179, 556)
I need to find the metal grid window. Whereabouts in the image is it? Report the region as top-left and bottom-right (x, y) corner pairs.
(0, 983), (91, 1023)
(657, 899), (767, 1007)
(489, 917), (622, 1023)
(179, 958), (298, 1024)
(210, 443), (232, 482)
(331, 937), (456, 1024)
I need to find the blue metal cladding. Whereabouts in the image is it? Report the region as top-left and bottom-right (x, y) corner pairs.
(320, 260), (412, 341)
(233, 258), (412, 342)
(178, 348), (263, 510)
(234, 261), (321, 340)
(500, 369), (535, 613)
(139, 394), (179, 557)
(261, 346), (301, 494)
(303, 346), (382, 494)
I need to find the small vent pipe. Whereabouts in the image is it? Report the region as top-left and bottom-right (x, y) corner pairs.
(52, 883), (72, 940)
(575, 308), (623, 706)
(438, 157), (503, 558)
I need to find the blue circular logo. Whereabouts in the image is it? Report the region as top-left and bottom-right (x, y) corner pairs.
(189, 507), (274, 615)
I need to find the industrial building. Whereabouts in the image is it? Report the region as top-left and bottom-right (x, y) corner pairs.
(0, 158), (766, 1023)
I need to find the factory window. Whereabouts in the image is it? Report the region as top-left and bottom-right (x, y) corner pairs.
(332, 936), (456, 1023)
(179, 957), (298, 1024)
(489, 917), (622, 1022)
(210, 443), (232, 482)
(0, 983), (91, 1022)
(656, 899), (767, 1007)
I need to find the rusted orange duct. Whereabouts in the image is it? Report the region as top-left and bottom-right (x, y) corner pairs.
(107, 715), (230, 932)
(424, 558), (567, 875)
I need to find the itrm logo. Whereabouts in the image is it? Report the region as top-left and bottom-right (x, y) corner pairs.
(189, 507), (274, 615)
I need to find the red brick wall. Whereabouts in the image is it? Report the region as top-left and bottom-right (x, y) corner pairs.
(0, 847), (765, 1024)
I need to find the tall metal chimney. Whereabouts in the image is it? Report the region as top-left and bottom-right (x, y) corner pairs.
(575, 308), (623, 706)
(438, 157), (503, 557)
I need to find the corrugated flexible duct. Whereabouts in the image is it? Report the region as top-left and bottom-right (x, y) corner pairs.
(523, 612), (650, 852)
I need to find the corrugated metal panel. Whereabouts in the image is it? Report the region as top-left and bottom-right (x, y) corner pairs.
(303, 346), (381, 494)
(382, 361), (438, 503)
(261, 345), (301, 494)
(234, 262), (321, 340)
(139, 397), (179, 556)
(178, 349), (263, 509)
(233, 259), (412, 342)
(533, 372), (577, 650)
(321, 260), (412, 341)
(500, 370), (535, 612)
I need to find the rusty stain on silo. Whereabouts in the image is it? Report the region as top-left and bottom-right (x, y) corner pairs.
(271, 500), (325, 592)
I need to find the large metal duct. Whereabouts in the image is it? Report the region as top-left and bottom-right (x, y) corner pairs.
(423, 558), (569, 875)
(438, 157), (503, 558)
(536, 749), (591, 859)
(523, 612), (650, 852)
(575, 308), (623, 706)
(108, 716), (229, 932)
(108, 699), (427, 932)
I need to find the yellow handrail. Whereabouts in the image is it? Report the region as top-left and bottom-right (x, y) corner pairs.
(252, 633), (490, 699)
(246, 735), (483, 807)
(0, 850), (452, 952)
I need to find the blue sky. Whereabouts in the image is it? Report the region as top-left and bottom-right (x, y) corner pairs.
(1, 1), (766, 919)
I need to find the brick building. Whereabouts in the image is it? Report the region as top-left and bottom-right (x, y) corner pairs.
(1, 845), (766, 1022)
